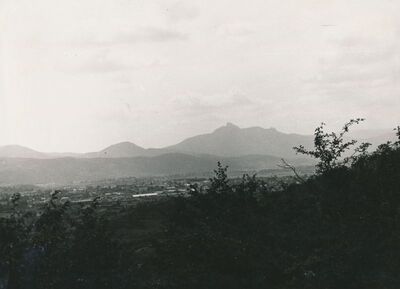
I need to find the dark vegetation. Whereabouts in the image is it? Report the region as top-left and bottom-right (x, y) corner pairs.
(1, 120), (400, 289)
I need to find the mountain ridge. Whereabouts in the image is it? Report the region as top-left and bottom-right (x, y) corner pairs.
(0, 123), (396, 159)
(165, 123), (314, 158)
(0, 123), (396, 184)
(0, 145), (47, 159)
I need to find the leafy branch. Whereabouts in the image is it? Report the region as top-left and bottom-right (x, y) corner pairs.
(294, 118), (371, 174)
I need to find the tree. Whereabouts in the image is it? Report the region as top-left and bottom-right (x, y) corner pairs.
(294, 118), (371, 174)
(208, 162), (231, 194)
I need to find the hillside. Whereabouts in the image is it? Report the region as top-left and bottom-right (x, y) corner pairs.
(0, 124), (395, 184)
(166, 122), (314, 158)
(0, 154), (311, 185)
(84, 142), (150, 158)
(2, 126), (399, 289)
(0, 145), (47, 159)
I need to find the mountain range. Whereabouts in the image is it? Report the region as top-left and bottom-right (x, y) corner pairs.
(0, 123), (396, 185)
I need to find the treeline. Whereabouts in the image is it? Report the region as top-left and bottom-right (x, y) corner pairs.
(1, 120), (400, 289)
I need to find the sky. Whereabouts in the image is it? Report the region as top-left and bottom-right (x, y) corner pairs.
(0, 0), (399, 152)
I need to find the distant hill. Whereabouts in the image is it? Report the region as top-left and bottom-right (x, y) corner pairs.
(342, 129), (397, 151)
(361, 131), (397, 149)
(0, 123), (397, 184)
(84, 142), (150, 158)
(0, 154), (312, 185)
(83, 123), (316, 159)
(0, 145), (47, 159)
(1, 123), (396, 160)
(166, 122), (314, 159)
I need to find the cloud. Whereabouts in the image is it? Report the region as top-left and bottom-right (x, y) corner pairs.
(216, 23), (256, 40)
(114, 27), (188, 44)
(77, 58), (130, 74)
(74, 27), (188, 48)
(2, 0), (400, 151)
(304, 34), (400, 93)
(171, 89), (257, 117)
(163, 1), (199, 22)
(60, 43), (171, 74)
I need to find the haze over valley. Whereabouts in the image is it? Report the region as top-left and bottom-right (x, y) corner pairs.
(0, 123), (395, 184)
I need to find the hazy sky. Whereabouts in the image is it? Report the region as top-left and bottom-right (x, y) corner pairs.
(1, 0), (399, 152)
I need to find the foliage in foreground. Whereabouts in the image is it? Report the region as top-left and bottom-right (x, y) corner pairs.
(0, 121), (400, 289)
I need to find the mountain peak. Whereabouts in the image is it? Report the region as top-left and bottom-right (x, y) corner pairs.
(1, 144), (33, 150)
(0, 145), (46, 158)
(169, 122), (314, 158)
(107, 141), (142, 148)
(226, 122), (240, 129)
(213, 122), (241, 133)
(96, 141), (147, 158)
(268, 127), (278, 132)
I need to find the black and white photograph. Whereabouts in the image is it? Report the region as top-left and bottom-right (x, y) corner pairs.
(0, 0), (399, 288)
